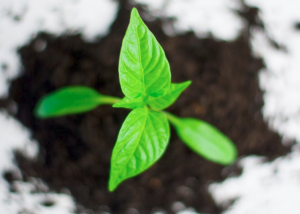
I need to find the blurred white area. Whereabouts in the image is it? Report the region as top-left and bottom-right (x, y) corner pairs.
(2, 180), (75, 214)
(246, 0), (300, 143)
(210, 150), (300, 214)
(0, 111), (37, 171)
(134, 0), (244, 40)
(0, 112), (76, 213)
(0, 0), (118, 97)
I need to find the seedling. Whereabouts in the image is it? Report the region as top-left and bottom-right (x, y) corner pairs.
(35, 8), (237, 191)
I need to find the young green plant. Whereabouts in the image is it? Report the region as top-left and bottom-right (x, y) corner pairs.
(35, 8), (237, 192)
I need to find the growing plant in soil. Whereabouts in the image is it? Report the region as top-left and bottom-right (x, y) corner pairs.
(34, 8), (237, 191)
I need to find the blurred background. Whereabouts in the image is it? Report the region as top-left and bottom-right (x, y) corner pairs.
(0, 0), (300, 214)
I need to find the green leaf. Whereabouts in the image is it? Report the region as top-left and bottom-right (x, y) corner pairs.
(166, 113), (237, 165)
(119, 8), (171, 98)
(147, 81), (191, 111)
(113, 96), (146, 109)
(35, 86), (120, 118)
(109, 108), (170, 191)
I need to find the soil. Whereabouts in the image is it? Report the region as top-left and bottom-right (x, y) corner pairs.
(1, 1), (291, 214)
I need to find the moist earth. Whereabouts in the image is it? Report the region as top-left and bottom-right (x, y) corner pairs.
(1, 1), (290, 214)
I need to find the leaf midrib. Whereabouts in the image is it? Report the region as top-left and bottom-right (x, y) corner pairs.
(116, 108), (149, 183)
(134, 15), (146, 96)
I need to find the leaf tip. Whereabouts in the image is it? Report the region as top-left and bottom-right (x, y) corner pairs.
(108, 177), (119, 192)
(182, 80), (192, 91)
(108, 185), (115, 192)
(186, 80), (192, 86)
(225, 147), (238, 165)
(130, 8), (143, 24)
(215, 140), (238, 166)
(34, 99), (48, 119)
(131, 7), (139, 16)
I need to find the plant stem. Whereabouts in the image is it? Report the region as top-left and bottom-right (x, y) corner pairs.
(99, 95), (121, 105)
(162, 111), (181, 126)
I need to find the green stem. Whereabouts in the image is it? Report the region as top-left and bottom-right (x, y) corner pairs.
(161, 111), (181, 126)
(99, 95), (121, 105)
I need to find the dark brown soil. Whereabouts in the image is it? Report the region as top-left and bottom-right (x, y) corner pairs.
(2, 1), (290, 214)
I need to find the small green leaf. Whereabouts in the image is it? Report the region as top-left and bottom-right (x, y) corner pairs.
(147, 81), (191, 110)
(166, 113), (237, 165)
(35, 86), (120, 118)
(119, 8), (171, 98)
(113, 96), (146, 109)
(109, 108), (170, 191)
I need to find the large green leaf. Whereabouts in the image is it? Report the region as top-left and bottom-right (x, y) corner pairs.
(35, 86), (120, 118)
(113, 96), (146, 109)
(165, 113), (237, 165)
(147, 81), (191, 110)
(109, 108), (170, 191)
(119, 8), (171, 98)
